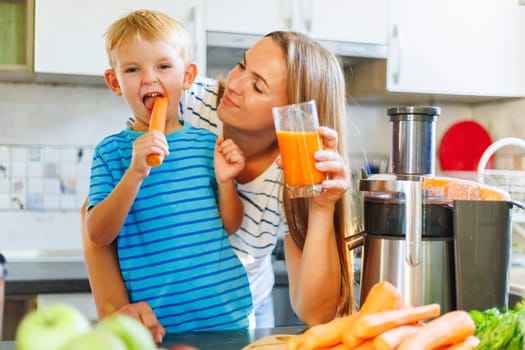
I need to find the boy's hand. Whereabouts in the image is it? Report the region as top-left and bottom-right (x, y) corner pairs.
(130, 131), (169, 178)
(214, 136), (245, 184)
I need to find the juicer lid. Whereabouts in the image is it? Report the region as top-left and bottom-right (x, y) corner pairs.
(387, 106), (441, 121)
(360, 174), (511, 203)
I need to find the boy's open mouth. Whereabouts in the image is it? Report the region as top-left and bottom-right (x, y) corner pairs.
(143, 92), (164, 111)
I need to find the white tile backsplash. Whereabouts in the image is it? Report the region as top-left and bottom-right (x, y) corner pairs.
(0, 82), (130, 146)
(0, 80), (523, 254)
(0, 211), (82, 254)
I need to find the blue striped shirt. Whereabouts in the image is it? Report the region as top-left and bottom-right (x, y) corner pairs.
(88, 122), (252, 332)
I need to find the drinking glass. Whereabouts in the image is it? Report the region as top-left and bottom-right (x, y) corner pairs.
(272, 100), (324, 198)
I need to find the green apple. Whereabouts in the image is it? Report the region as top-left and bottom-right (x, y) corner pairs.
(97, 313), (157, 350)
(15, 303), (91, 350)
(61, 328), (128, 350)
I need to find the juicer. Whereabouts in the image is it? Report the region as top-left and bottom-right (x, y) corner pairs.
(350, 106), (515, 312)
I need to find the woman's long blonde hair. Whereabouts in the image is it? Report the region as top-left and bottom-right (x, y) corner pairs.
(267, 31), (355, 316)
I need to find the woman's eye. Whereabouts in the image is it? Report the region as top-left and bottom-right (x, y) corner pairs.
(237, 61), (246, 70)
(253, 82), (263, 93)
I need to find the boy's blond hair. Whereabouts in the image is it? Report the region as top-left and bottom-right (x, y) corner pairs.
(104, 9), (192, 68)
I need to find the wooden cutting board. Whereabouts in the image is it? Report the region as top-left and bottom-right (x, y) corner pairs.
(241, 334), (295, 349)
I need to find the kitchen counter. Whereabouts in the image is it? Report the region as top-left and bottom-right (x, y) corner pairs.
(0, 326), (306, 350)
(4, 259), (291, 295)
(5, 261), (90, 296)
(2, 259), (300, 339)
(2, 260), (92, 340)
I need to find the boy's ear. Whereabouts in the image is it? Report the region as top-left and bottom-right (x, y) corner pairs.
(182, 62), (198, 89)
(104, 69), (122, 96)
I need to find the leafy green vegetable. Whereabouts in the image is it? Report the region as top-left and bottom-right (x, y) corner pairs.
(469, 299), (525, 350)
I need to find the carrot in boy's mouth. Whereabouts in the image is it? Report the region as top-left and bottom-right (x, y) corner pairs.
(146, 96), (168, 167)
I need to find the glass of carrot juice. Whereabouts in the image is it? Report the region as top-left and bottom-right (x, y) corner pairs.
(272, 100), (325, 198)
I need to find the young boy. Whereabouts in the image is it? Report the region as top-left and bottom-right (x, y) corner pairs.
(86, 9), (252, 333)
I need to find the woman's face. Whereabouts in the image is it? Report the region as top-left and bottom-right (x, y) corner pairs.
(217, 37), (288, 133)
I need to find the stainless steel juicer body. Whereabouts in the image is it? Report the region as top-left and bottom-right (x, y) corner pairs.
(354, 106), (513, 312)
(357, 106), (445, 309)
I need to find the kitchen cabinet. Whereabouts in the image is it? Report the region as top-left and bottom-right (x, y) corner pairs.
(0, 0), (33, 78)
(206, 0), (290, 36)
(206, 0), (388, 58)
(347, 0), (525, 103)
(33, 0), (206, 80)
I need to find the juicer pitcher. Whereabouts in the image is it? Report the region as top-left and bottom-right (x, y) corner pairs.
(453, 200), (515, 311)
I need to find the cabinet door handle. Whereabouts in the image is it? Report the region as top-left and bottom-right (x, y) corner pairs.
(303, 0), (315, 33)
(289, 0), (301, 31)
(187, 3), (206, 73)
(390, 24), (403, 85)
(283, 0), (292, 29)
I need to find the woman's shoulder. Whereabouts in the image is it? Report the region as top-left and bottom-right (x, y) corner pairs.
(184, 76), (220, 108)
(180, 76), (222, 134)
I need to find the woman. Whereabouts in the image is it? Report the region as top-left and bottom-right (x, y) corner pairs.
(83, 30), (356, 340)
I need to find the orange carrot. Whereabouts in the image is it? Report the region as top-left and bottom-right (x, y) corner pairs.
(301, 315), (357, 349)
(444, 335), (480, 350)
(286, 333), (306, 350)
(354, 303), (441, 339)
(146, 96), (168, 167)
(372, 325), (421, 350)
(398, 310), (475, 350)
(329, 343), (351, 350)
(359, 281), (404, 315)
(343, 281), (404, 348)
(352, 339), (374, 350)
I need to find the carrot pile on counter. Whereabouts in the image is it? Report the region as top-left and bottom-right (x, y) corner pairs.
(287, 281), (478, 350)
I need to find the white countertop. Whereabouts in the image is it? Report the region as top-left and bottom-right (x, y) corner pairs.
(2, 249), (84, 263)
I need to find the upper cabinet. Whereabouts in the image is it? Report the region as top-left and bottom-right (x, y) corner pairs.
(347, 0), (525, 103)
(2, 0), (525, 102)
(0, 0), (33, 77)
(207, 0), (289, 35)
(33, 0), (206, 80)
(206, 0), (388, 59)
(308, 0), (387, 46)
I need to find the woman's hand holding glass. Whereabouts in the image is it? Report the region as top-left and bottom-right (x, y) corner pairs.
(312, 126), (350, 208)
(276, 125), (349, 206)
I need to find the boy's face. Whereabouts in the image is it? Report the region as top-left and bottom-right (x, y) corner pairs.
(104, 36), (196, 132)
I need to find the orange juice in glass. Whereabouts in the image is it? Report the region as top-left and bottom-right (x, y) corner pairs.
(273, 100), (324, 198)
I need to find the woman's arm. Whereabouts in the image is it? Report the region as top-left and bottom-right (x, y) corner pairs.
(81, 200), (130, 317)
(284, 126), (350, 326)
(284, 204), (341, 326)
(81, 200), (166, 343)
